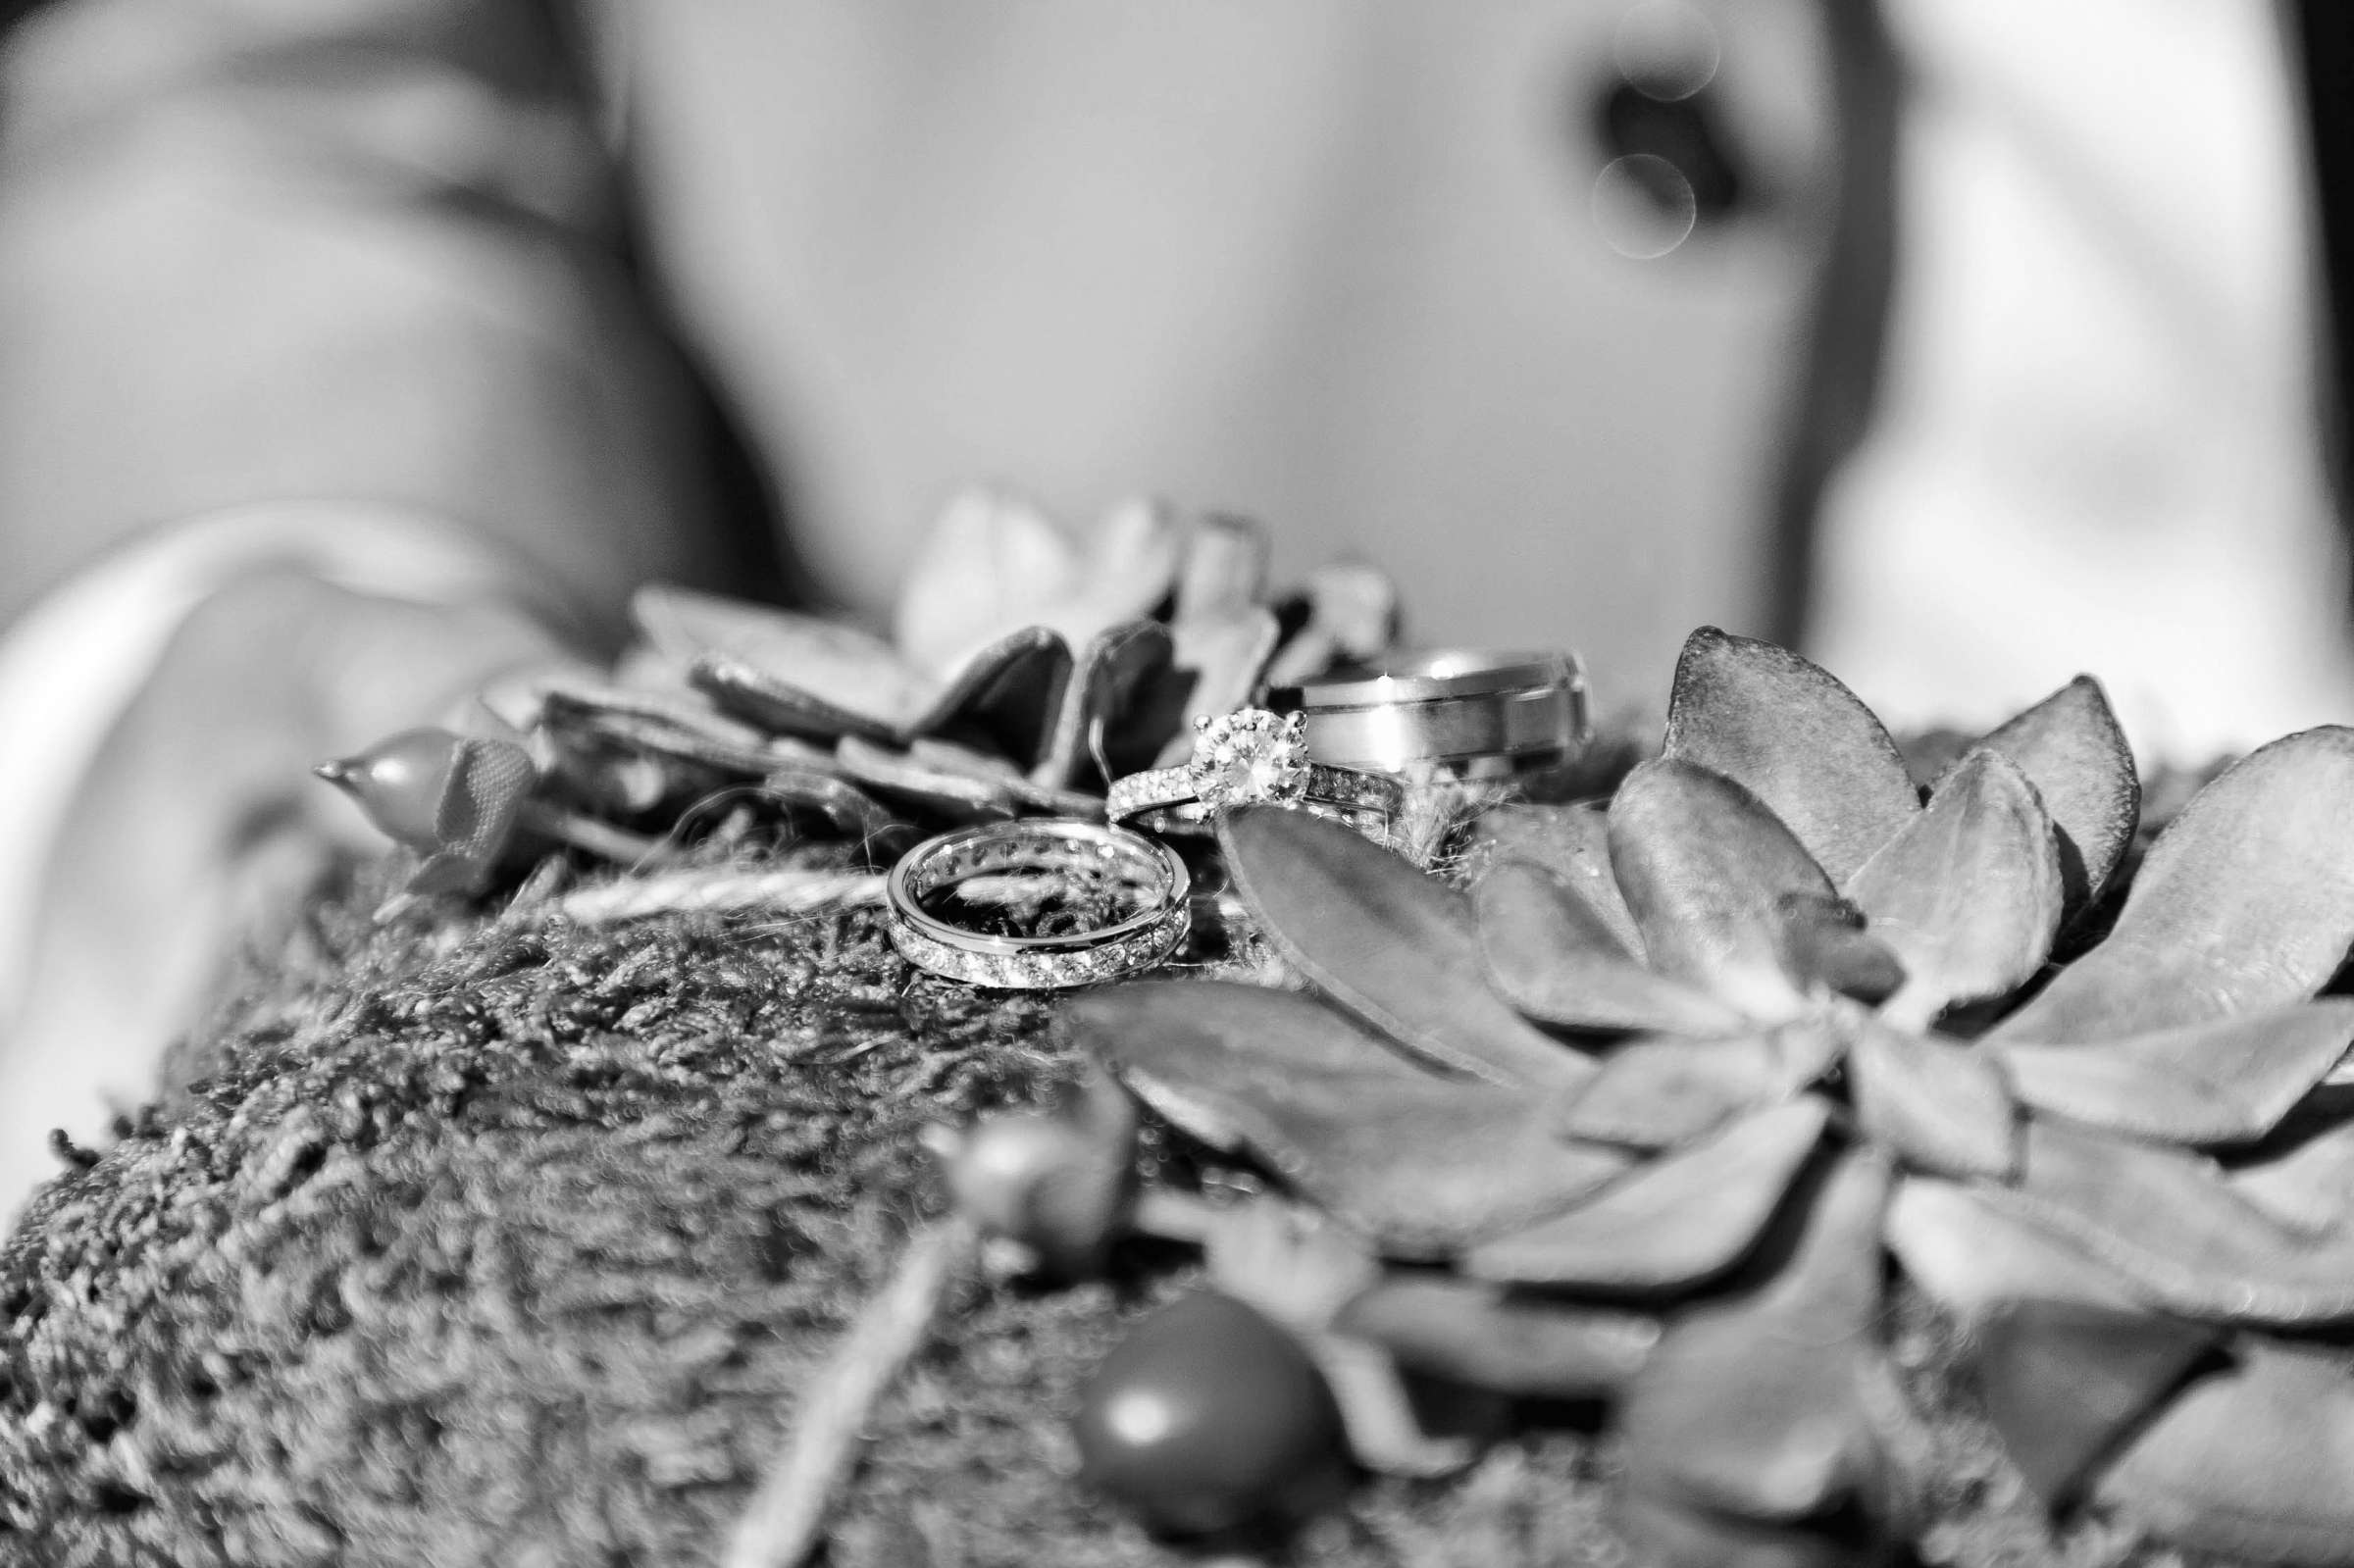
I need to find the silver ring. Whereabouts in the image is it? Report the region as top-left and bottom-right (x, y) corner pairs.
(1266, 648), (1589, 779)
(886, 819), (1191, 988)
(1105, 708), (1406, 835)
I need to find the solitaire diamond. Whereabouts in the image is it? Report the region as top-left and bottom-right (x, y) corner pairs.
(1187, 709), (1310, 811)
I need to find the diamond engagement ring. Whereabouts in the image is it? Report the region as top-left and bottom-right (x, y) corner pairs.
(1265, 648), (1589, 780)
(885, 819), (1191, 988)
(1104, 708), (1406, 835)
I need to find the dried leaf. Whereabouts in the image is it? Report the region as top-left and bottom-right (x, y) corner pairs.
(832, 735), (1016, 824)
(2093, 1340), (2354, 1566)
(1970, 676), (2139, 917)
(1220, 808), (1594, 1091)
(1032, 619), (1174, 788)
(1461, 1100), (1828, 1290)
(906, 736), (1102, 816)
(1066, 982), (1628, 1257)
(1845, 1013), (2018, 1182)
(1883, 1182), (2221, 1508)
(1844, 749), (2062, 1029)
(636, 583), (934, 739)
(757, 766), (906, 843)
(890, 485), (1082, 676)
(1619, 1147), (1895, 1523)
(902, 626), (1073, 765)
(1608, 759), (1835, 1024)
(1469, 801), (1642, 953)
(1332, 1274), (1659, 1398)
(1660, 628), (1919, 884)
(1262, 560), (1401, 688)
(1476, 860), (1746, 1037)
(1998, 1001), (2354, 1146)
(534, 678), (827, 778)
(1986, 1118), (2354, 1324)
(1551, 1023), (1842, 1148)
(1991, 727), (2354, 1044)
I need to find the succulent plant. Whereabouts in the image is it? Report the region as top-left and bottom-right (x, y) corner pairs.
(1063, 627), (2354, 1566)
(327, 487), (1398, 875)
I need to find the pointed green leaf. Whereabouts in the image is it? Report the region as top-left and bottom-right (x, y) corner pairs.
(1620, 1148), (1895, 1522)
(1970, 675), (2139, 916)
(1066, 982), (1627, 1257)
(1476, 860), (1747, 1036)
(1844, 749), (2062, 1029)
(1470, 800), (1643, 953)
(1551, 1023), (1842, 1148)
(1461, 1101), (1828, 1290)
(1332, 1274), (1658, 1397)
(1985, 1118), (2354, 1323)
(1608, 759), (1836, 1023)
(2094, 1340), (2354, 1567)
(1221, 808), (1594, 1090)
(1885, 1176), (2223, 1508)
(1660, 628), (1919, 884)
(1991, 727), (2354, 1043)
(1845, 1014), (2017, 1182)
(1998, 1001), (2354, 1145)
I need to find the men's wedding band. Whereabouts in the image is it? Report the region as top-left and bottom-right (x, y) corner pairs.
(1266, 648), (1588, 778)
(885, 819), (1190, 988)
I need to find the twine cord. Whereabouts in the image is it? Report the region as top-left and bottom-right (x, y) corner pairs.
(550, 868), (888, 926)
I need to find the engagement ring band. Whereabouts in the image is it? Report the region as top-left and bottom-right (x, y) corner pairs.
(885, 819), (1191, 988)
(1104, 708), (1406, 835)
(1266, 648), (1588, 779)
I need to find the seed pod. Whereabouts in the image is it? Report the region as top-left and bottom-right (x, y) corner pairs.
(1073, 1290), (1352, 1538)
(316, 728), (538, 894)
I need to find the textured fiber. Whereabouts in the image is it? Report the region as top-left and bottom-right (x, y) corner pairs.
(0, 782), (2241, 1567)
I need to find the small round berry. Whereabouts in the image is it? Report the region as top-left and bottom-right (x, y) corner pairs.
(932, 1076), (1138, 1278)
(1073, 1290), (1351, 1538)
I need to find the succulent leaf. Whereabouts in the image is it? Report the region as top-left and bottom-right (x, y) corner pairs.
(1065, 981), (1628, 1257)
(1843, 748), (2063, 1029)
(1152, 516), (1284, 765)
(1470, 800), (1643, 953)
(1476, 860), (1747, 1037)
(1997, 1001), (2354, 1145)
(1262, 560), (1401, 688)
(899, 626), (1074, 764)
(1884, 1182), (2220, 1508)
(1660, 628), (1919, 884)
(1991, 727), (2354, 1044)
(1032, 619), (1175, 788)
(1460, 1100), (1829, 1290)
(1618, 1147), (1895, 1524)
(2230, 1103), (2354, 1231)
(1551, 1022), (1842, 1148)
(835, 734), (1019, 823)
(1607, 759), (1838, 1024)
(1844, 1013), (2018, 1182)
(2091, 1340), (2354, 1567)
(1330, 1274), (1658, 1398)
(1988, 1118), (2354, 1324)
(1219, 807), (1594, 1090)
(1968, 675), (2139, 917)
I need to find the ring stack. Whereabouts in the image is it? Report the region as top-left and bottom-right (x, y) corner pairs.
(885, 819), (1191, 988)
(1105, 708), (1407, 835)
(1266, 648), (1588, 780)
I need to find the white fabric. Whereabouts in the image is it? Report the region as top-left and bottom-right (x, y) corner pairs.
(0, 501), (526, 1036)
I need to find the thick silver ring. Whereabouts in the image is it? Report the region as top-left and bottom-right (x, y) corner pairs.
(885, 819), (1191, 988)
(1105, 708), (1406, 835)
(1265, 648), (1589, 779)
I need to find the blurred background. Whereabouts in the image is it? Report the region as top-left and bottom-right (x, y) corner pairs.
(2, 0), (2353, 1209)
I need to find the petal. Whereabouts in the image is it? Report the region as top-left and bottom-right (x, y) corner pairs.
(1608, 759), (1835, 1023)
(1997, 1001), (2354, 1146)
(1469, 800), (1643, 954)
(1460, 1100), (1828, 1290)
(1843, 748), (2063, 1029)
(1221, 807), (1595, 1090)
(1619, 1148), (1895, 1523)
(1065, 981), (1628, 1257)
(1333, 1274), (1658, 1398)
(1845, 1013), (2018, 1182)
(1476, 860), (1747, 1037)
(903, 626), (1074, 766)
(1030, 620), (1175, 789)
(1986, 1118), (2354, 1324)
(2093, 1340), (2354, 1567)
(1968, 675), (2139, 917)
(1660, 628), (1919, 884)
(1991, 727), (2354, 1043)
(1551, 1023), (1842, 1149)
(891, 485), (1083, 676)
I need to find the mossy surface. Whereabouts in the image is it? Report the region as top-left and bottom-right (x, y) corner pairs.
(0, 777), (2250, 1568)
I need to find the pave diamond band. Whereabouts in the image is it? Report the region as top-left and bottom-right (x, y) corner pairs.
(1105, 707), (1407, 835)
(885, 819), (1190, 989)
